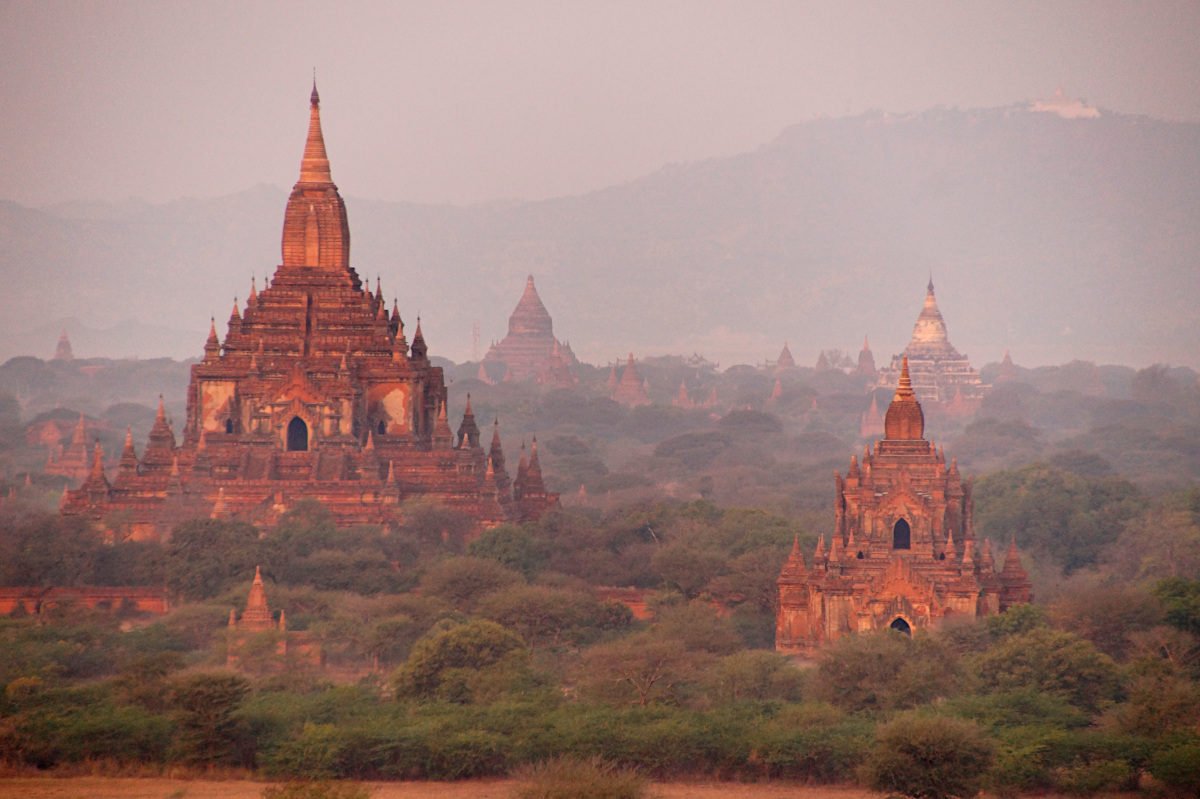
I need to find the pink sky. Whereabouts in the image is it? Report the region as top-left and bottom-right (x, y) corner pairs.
(3, 1), (1199, 207)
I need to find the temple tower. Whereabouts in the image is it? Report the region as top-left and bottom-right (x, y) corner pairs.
(62, 84), (557, 540)
(777, 358), (1030, 657)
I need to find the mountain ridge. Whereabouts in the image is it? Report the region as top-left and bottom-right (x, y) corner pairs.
(3, 105), (1197, 368)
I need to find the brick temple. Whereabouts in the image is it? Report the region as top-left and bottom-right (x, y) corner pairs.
(877, 279), (985, 409)
(61, 84), (556, 542)
(776, 358), (1030, 657)
(484, 275), (578, 382)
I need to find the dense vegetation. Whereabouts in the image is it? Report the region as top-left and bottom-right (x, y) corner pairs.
(0, 356), (1197, 793)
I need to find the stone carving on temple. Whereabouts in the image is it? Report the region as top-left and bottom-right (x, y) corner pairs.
(483, 275), (578, 382)
(876, 279), (987, 411)
(777, 358), (1031, 658)
(61, 84), (557, 542)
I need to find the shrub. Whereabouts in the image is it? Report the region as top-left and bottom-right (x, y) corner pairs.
(392, 619), (527, 700)
(1052, 758), (1134, 796)
(512, 756), (647, 799)
(261, 783), (372, 799)
(812, 630), (960, 713)
(1149, 741), (1200, 796)
(860, 713), (993, 799)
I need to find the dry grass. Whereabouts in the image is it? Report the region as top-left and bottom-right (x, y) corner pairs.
(0, 778), (885, 799)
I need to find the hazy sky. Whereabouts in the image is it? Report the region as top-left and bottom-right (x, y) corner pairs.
(3, 1), (1199, 207)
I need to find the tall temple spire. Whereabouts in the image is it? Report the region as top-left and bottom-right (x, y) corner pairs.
(909, 277), (949, 346)
(883, 356), (925, 441)
(281, 81), (351, 272)
(299, 78), (332, 184)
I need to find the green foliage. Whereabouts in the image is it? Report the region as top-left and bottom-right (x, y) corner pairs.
(392, 619), (527, 700)
(969, 627), (1121, 713)
(943, 689), (1089, 732)
(974, 462), (1146, 572)
(0, 510), (137, 588)
(701, 650), (804, 704)
(166, 518), (265, 600)
(1051, 585), (1162, 660)
(170, 671), (251, 764)
(512, 756), (647, 799)
(468, 524), (546, 577)
(1102, 658), (1200, 737)
(860, 713), (994, 799)
(1053, 758), (1135, 796)
(478, 585), (617, 648)
(1155, 577), (1200, 637)
(418, 556), (525, 611)
(1150, 741), (1200, 796)
(576, 631), (708, 706)
(812, 630), (960, 713)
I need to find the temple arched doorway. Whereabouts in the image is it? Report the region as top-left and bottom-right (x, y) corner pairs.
(890, 617), (912, 636)
(287, 417), (308, 451)
(893, 518), (911, 550)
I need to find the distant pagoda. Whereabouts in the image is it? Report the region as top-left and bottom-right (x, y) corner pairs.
(877, 279), (985, 408)
(611, 353), (651, 407)
(483, 275), (577, 381)
(62, 83), (556, 541)
(54, 330), (74, 361)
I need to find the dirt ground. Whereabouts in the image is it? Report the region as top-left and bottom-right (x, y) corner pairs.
(0, 777), (883, 799)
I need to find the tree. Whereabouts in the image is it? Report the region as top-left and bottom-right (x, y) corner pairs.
(576, 630), (708, 706)
(1153, 577), (1200, 637)
(652, 601), (742, 655)
(1050, 585), (1162, 660)
(165, 518), (263, 600)
(392, 619), (526, 700)
(1110, 490), (1200, 581)
(417, 556), (524, 612)
(170, 672), (250, 764)
(812, 630), (961, 713)
(860, 713), (994, 799)
(466, 524), (545, 577)
(0, 510), (104, 587)
(702, 650), (804, 704)
(477, 585), (604, 647)
(969, 627), (1121, 714)
(973, 462), (1145, 572)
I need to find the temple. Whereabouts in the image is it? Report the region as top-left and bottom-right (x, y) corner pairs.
(776, 358), (1031, 657)
(877, 279), (985, 407)
(227, 566), (320, 668)
(43, 413), (96, 482)
(483, 275), (578, 382)
(611, 353), (651, 407)
(54, 331), (74, 361)
(61, 84), (556, 542)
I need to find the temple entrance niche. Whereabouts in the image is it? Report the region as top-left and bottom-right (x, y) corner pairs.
(287, 417), (309, 451)
(893, 518), (911, 550)
(890, 617), (912, 635)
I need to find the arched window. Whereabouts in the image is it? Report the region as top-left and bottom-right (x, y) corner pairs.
(890, 617), (912, 636)
(378, 420), (386, 435)
(225, 418), (234, 434)
(893, 519), (911, 550)
(287, 417), (308, 451)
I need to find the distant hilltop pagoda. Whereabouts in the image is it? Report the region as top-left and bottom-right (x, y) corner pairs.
(61, 83), (556, 542)
(484, 275), (578, 382)
(777, 358), (1031, 657)
(54, 330), (74, 361)
(877, 279), (985, 410)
